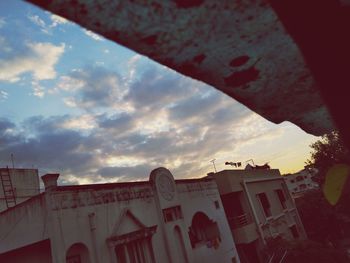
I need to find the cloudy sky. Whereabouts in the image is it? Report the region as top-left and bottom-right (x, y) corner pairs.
(0, 1), (319, 185)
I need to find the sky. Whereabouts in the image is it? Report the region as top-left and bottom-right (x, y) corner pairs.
(0, 1), (320, 185)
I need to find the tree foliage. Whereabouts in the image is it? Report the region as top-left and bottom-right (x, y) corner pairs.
(307, 131), (350, 184)
(303, 131), (350, 237)
(295, 190), (342, 242)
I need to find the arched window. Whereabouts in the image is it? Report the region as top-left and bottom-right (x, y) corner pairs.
(66, 243), (91, 263)
(188, 212), (221, 249)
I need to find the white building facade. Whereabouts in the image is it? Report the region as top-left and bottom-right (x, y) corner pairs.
(212, 168), (306, 262)
(283, 168), (319, 197)
(0, 167), (240, 263)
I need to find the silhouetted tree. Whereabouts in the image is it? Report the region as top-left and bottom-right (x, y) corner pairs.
(306, 130), (350, 214)
(307, 130), (350, 185)
(295, 190), (341, 242)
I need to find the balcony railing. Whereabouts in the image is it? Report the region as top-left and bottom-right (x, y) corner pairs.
(228, 213), (252, 229)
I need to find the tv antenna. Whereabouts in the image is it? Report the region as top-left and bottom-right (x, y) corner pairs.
(11, 153), (15, 169)
(210, 159), (217, 173)
(245, 159), (255, 166)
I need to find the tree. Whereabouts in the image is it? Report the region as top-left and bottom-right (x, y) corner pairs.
(300, 131), (350, 243)
(295, 189), (342, 242)
(306, 131), (350, 210)
(307, 130), (350, 185)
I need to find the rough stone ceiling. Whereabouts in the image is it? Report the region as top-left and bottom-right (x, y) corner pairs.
(27, 0), (337, 136)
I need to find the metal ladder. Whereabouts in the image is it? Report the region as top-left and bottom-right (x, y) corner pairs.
(0, 167), (16, 208)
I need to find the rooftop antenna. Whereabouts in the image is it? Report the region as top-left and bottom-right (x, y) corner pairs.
(11, 153), (15, 169)
(210, 159), (217, 173)
(246, 159), (255, 166)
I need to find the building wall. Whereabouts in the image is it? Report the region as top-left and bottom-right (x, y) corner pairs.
(0, 168), (39, 212)
(0, 193), (48, 254)
(284, 169), (319, 196)
(246, 179), (292, 224)
(36, 167), (240, 263)
(214, 169), (307, 262)
(176, 179), (239, 263)
(46, 183), (161, 263)
(245, 178), (305, 240)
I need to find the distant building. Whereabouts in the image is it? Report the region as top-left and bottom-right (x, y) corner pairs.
(283, 168), (319, 197)
(0, 168), (39, 212)
(0, 167), (240, 263)
(211, 167), (306, 263)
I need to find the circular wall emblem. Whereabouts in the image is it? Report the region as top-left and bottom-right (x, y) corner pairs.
(157, 173), (175, 201)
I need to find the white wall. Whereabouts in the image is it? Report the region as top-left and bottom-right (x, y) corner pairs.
(177, 180), (239, 263)
(0, 194), (48, 254)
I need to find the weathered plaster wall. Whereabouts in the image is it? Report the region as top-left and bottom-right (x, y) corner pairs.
(0, 194), (48, 254)
(177, 179), (239, 263)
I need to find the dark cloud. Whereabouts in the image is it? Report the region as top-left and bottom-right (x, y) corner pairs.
(209, 103), (252, 126)
(0, 118), (15, 131)
(0, 118), (22, 147)
(22, 115), (69, 134)
(168, 91), (222, 121)
(0, 116), (98, 175)
(125, 65), (197, 109)
(98, 164), (153, 181)
(123, 132), (176, 157)
(98, 113), (134, 131)
(62, 67), (125, 109)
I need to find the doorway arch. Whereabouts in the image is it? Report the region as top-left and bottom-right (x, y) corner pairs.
(66, 243), (91, 263)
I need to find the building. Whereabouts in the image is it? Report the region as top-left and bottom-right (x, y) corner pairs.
(283, 168), (319, 197)
(211, 167), (306, 262)
(0, 167), (240, 263)
(0, 168), (39, 212)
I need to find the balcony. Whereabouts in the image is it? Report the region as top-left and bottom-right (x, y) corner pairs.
(228, 214), (252, 229)
(228, 214), (259, 244)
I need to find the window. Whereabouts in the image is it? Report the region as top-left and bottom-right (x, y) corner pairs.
(115, 238), (155, 263)
(214, 200), (220, 209)
(257, 193), (272, 218)
(296, 176), (303, 182)
(188, 212), (221, 248)
(163, 206), (183, 223)
(163, 209), (174, 222)
(65, 243), (90, 263)
(289, 225), (299, 239)
(275, 189), (287, 210)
